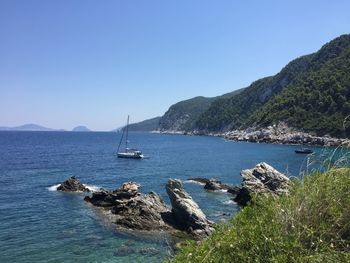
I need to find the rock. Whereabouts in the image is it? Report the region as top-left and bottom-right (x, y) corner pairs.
(138, 247), (159, 256)
(226, 185), (240, 195)
(121, 182), (140, 191)
(223, 122), (350, 147)
(114, 245), (136, 257)
(85, 180), (215, 240)
(187, 178), (211, 185)
(111, 191), (172, 231)
(204, 179), (240, 195)
(85, 185), (172, 231)
(234, 187), (251, 207)
(189, 177), (240, 195)
(203, 180), (223, 191)
(57, 176), (90, 192)
(84, 190), (122, 207)
(234, 162), (291, 206)
(166, 179), (213, 238)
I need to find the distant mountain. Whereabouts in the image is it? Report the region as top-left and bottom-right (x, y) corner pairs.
(0, 124), (56, 131)
(72, 126), (91, 132)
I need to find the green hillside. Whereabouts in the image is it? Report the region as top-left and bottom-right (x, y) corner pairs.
(196, 34), (350, 137)
(159, 96), (215, 131)
(126, 116), (161, 131)
(159, 88), (244, 131)
(251, 35), (350, 137)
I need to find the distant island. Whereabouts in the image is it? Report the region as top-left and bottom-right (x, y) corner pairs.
(0, 124), (57, 131)
(72, 126), (91, 132)
(0, 124), (93, 132)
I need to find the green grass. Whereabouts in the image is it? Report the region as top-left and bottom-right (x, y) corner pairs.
(168, 168), (350, 262)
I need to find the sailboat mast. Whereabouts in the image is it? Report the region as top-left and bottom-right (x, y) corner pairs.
(125, 115), (129, 152)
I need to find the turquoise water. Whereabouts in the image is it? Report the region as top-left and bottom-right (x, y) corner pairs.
(0, 131), (315, 262)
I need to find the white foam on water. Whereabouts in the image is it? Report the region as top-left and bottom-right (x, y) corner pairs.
(183, 180), (206, 186)
(216, 189), (228, 193)
(223, 200), (236, 205)
(48, 183), (100, 192)
(83, 184), (100, 192)
(48, 184), (61, 191)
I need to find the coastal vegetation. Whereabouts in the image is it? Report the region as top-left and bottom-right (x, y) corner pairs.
(169, 164), (350, 262)
(159, 89), (244, 131)
(133, 34), (350, 139)
(251, 35), (350, 137)
(127, 116), (162, 131)
(196, 34), (350, 137)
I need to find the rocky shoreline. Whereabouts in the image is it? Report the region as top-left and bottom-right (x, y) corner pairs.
(56, 162), (291, 243)
(155, 122), (350, 147)
(222, 123), (350, 147)
(58, 177), (213, 240)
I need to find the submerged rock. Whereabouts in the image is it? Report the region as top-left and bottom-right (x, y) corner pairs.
(57, 176), (90, 192)
(138, 247), (159, 256)
(114, 245), (136, 257)
(234, 162), (291, 206)
(166, 179), (213, 238)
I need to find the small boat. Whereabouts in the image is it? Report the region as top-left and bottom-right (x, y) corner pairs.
(117, 115), (144, 159)
(295, 148), (313, 154)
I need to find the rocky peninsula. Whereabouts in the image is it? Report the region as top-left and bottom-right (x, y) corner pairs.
(222, 123), (350, 147)
(155, 122), (350, 147)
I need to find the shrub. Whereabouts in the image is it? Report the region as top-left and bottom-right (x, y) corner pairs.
(168, 168), (350, 262)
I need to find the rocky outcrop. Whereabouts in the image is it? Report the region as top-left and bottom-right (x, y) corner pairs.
(189, 178), (240, 195)
(234, 162), (291, 206)
(204, 179), (224, 191)
(166, 179), (213, 238)
(57, 176), (90, 192)
(84, 183), (172, 231)
(57, 177), (214, 239)
(224, 122), (350, 147)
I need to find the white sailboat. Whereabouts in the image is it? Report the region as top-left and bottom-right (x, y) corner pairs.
(117, 115), (144, 159)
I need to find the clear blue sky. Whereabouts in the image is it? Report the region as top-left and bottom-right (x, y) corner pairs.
(0, 0), (349, 131)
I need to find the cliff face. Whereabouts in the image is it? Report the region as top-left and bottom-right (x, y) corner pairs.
(159, 96), (214, 131)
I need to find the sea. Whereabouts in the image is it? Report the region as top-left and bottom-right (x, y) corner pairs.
(0, 131), (326, 262)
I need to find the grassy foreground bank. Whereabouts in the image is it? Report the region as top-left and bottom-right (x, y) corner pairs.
(168, 168), (350, 262)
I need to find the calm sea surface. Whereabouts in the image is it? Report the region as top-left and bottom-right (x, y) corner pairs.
(0, 131), (320, 262)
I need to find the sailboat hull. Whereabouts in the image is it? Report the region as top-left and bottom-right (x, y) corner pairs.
(117, 152), (144, 159)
